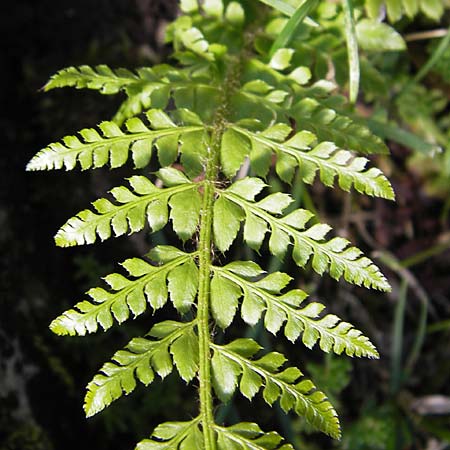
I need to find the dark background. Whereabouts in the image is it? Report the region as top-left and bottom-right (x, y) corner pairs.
(1, 1), (450, 449)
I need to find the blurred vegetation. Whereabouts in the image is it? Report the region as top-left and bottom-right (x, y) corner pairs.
(1, 0), (450, 449)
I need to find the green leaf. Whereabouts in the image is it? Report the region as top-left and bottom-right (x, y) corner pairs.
(180, 129), (209, 178)
(216, 422), (294, 449)
(167, 260), (199, 313)
(212, 340), (341, 439)
(256, 0), (318, 27)
(44, 65), (146, 94)
(211, 273), (242, 329)
(342, 0), (360, 104)
(222, 187), (391, 291)
(225, 2), (245, 26)
(221, 128), (252, 177)
(84, 321), (197, 416)
(213, 196), (244, 252)
(170, 327), (200, 382)
(356, 19), (406, 52)
(226, 177), (267, 200)
(290, 97), (388, 154)
(269, 48), (294, 71)
(49, 251), (195, 336)
(54, 175), (198, 247)
(270, 0), (320, 56)
(203, 0), (224, 17)
(233, 127), (394, 199)
(147, 246), (190, 263)
(217, 264), (379, 358)
(180, 0), (198, 13)
(169, 188), (202, 241)
(211, 350), (241, 402)
(26, 110), (203, 172)
(137, 418), (203, 450)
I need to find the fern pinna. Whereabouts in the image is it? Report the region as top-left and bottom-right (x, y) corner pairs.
(27, 1), (394, 448)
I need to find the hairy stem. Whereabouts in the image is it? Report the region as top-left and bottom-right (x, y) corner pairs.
(197, 57), (242, 450)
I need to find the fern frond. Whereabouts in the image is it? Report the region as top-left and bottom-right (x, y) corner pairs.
(84, 320), (197, 417)
(216, 179), (390, 291)
(26, 109), (205, 172)
(54, 170), (201, 247)
(365, 0), (445, 22)
(290, 97), (389, 155)
(136, 418), (203, 450)
(215, 422), (294, 449)
(232, 125), (394, 198)
(240, 59), (388, 155)
(44, 65), (158, 94)
(211, 339), (341, 439)
(212, 262), (379, 358)
(50, 248), (198, 336)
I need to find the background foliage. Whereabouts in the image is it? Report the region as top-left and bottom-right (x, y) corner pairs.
(1, 0), (450, 449)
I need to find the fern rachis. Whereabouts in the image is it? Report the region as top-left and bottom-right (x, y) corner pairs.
(28, 1), (394, 448)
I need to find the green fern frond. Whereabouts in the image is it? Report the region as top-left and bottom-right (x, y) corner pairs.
(211, 339), (341, 439)
(216, 179), (391, 291)
(50, 248), (198, 336)
(44, 65), (157, 94)
(215, 422), (294, 449)
(239, 59), (388, 155)
(84, 320), (197, 417)
(31, 1), (396, 447)
(136, 418), (203, 450)
(54, 170), (201, 247)
(26, 109), (205, 172)
(365, 0), (445, 22)
(290, 97), (389, 155)
(232, 125), (394, 198)
(212, 262), (379, 358)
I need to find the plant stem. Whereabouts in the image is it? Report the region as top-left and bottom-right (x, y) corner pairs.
(197, 129), (220, 449)
(197, 57), (242, 449)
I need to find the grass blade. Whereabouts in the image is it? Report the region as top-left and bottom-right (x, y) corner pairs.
(414, 26), (450, 83)
(270, 0), (320, 55)
(257, 0), (318, 26)
(257, 0), (295, 15)
(342, 0), (360, 104)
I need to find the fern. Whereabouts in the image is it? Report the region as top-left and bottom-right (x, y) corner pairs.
(28, 1), (395, 448)
(365, 0), (445, 21)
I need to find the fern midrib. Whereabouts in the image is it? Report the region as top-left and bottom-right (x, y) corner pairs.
(213, 267), (377, 356)
(196, 55), (244, 450)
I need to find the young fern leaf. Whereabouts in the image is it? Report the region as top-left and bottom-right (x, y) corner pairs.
(239, 59), (388, 155)
(217, 179), (391, 291)
(26, 109), (206, 173)
(85, 320), (198, 417)
(211, 339), (341, 439)
(50, 248), (198, 336)
(54, 169), (201, 247)
(136, 418), (203, 450)
(232, 125), (394, 198)
(215, 422), (294, 449)
(44, 65), (155, 94)
(213, 262), (379, 358)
